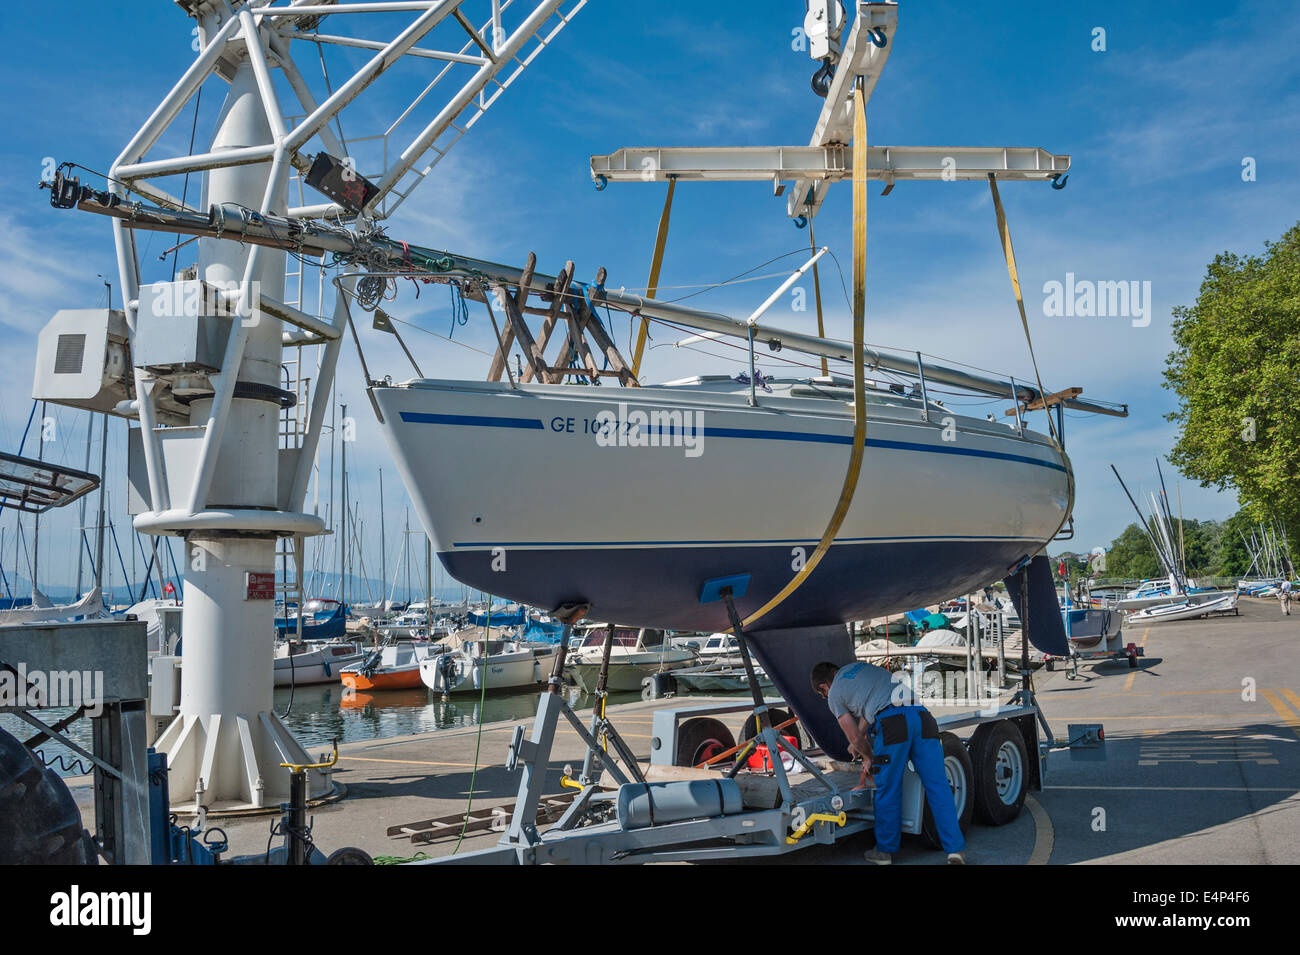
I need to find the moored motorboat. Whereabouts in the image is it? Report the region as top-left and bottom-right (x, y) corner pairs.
(341, 641), (446, 691)
(565, 625), (698, 694)
(672, 662), (774, 694)
(418, 639), (556, 694)
(274, 640), (367, 686)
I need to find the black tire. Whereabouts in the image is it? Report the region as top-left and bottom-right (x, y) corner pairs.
(968, 721), (1029, 826)
(326, 846), (375, 865)
(919, 732), (974, 849)
(0, 727), (95, 865)
(739, 708), (802, 750)
(675, 717), (736, 767)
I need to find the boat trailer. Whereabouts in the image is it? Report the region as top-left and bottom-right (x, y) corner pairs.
(415, 589), (1106, 865)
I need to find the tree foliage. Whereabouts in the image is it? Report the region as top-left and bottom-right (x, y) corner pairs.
(1061, 509), (1290, 581)
(1164, 223), (1300, 531)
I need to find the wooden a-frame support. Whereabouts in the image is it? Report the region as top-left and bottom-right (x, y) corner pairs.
(486, 253), (639, 387)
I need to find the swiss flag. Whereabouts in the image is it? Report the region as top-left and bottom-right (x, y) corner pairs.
(164, 582), (175, 596)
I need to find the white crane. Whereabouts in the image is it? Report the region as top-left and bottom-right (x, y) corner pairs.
(36, 0), (584, 814)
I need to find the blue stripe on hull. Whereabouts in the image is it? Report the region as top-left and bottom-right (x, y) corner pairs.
(397, 410), (1067, 472)
(439, 539), (1038, 632)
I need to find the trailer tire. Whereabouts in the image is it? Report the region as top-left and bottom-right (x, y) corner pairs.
(969, 721), (1028, 826)
(675, 718), (736, 768)
(739, 708), (802, 750)
(0, 727), (95, 865)
(920, 732), (973, 849)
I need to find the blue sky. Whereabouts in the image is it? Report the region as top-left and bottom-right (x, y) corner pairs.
(2, 0), (1298, 599)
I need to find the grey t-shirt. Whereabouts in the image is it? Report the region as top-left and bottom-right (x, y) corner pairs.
(827, 662), (901, 724)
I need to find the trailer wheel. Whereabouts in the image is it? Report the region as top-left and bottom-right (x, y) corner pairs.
(969, 721), (1028, 826)
(0, 727), (95, 865)
(676, 718), (736, 767)
(739, 708), (802, 750)
(919, 732), (973, 849)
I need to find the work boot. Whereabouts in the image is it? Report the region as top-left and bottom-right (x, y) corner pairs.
(947, 851), (967, 865)
(863, 848), (892, 865)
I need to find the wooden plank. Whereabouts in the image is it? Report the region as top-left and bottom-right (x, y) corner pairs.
(562, 297), (601, 383)
(486, 290), (516, 382)
(1005, 386), (1082, 416)
(498, 286), (549, 384)
(523, 263), (571, 384)
(392, 789), (580, 844)
(575, 286), (638, 387)
(515, 251), (536, 310)
(489, 251), (536, 380)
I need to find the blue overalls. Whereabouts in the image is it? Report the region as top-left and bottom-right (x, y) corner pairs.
(870, 704), (965, 854)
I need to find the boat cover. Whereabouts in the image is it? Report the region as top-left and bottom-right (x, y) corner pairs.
(468, 608), (526, 627)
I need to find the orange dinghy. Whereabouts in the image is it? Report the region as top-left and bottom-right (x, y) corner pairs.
(341, 641), (444, 692)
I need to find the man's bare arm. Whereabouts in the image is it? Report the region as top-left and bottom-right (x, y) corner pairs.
(838, 713), (873, 763)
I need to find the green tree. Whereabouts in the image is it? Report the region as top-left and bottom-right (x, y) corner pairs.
(1102, 523), (1163, 580)
(1216, 510), (1259, 576)
(1164, 223), (1300, 532)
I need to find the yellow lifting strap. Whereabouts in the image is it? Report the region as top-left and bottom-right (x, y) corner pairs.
(736, 79), (871, 631)
(630, 177), (676, 376)
(987, 174), (1061, 450)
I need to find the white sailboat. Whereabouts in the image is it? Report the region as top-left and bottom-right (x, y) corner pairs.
(373, 375), (1076, 633)
(1126, 591), (1239, 623)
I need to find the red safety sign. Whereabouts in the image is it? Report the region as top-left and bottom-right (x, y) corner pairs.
(246, 572), (275, 600)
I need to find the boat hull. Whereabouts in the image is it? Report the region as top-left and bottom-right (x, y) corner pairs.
(568, 658), (694, 694)
(419, 647), (555, 693)
(374, 380), (1072, 632)
(274, 656), (365, 686)
(1126, 592), (1238, 623)
(341, 664), (425, 691)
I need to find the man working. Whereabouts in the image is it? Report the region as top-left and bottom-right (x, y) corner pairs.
(811, 660), (966, 865)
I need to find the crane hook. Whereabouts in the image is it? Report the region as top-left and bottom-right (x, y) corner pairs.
(810, 57), (834, 98)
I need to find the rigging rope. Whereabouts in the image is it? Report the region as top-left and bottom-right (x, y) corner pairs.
(807, 217), (830, 378)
